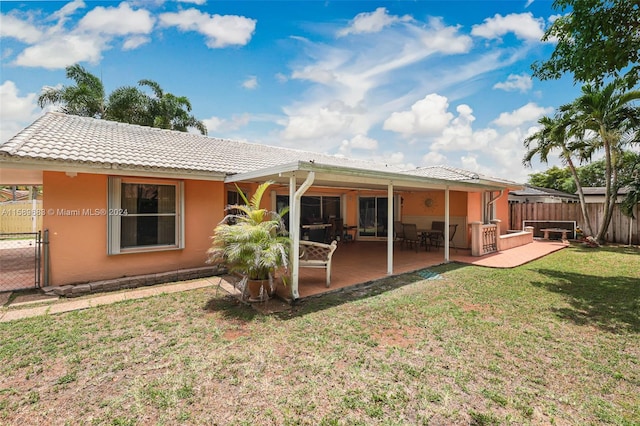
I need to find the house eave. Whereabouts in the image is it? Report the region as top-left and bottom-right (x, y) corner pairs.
(225, 160), (518, 192)
(0, 156), (227, 182)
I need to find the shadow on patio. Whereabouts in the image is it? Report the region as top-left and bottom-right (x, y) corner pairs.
(277, 239), (568, 300)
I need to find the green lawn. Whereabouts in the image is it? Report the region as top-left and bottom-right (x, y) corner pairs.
(0, 245), (638, 425)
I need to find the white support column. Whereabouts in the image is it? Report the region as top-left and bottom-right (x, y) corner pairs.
(387, 182), (394, 275)
(290, 172), (315, 300)
(444, 186), (450, 262)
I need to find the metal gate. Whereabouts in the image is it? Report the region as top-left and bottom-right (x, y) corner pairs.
(0, 231), (41, 291)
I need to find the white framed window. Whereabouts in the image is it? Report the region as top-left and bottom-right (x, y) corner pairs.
(108, 177), (184, 254)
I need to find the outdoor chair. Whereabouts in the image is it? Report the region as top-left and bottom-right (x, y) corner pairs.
(402, 223), (420, 252)
(429, 221), (445, 249)
(429, 221), (458, 251)
(330, 218), (345, 243)
(394, 221), (405, 248)
(299, 240), (338, 287)
(448, 224), (458, 252)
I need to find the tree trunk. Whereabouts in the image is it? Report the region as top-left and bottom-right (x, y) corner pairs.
(566, 155), (595, 236)
(596, 130), (616, 243)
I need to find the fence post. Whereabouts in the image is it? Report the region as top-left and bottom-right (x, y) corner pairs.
(43, 229), (50, 287)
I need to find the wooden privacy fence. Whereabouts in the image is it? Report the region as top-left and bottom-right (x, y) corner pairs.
(0, 201), (44, 233)
(509, 202), (639, 244)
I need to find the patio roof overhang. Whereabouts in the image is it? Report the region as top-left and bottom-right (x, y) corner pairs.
(225, 160), (520, 300)
(224, 160), (519, 192)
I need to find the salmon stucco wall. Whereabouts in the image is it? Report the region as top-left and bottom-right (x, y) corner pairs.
(495, 193), (510, 234)
(401, 190), (468, 217)
(43, 171), (224, 286)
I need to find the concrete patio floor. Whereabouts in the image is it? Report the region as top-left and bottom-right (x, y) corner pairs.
(0, 239), (568, 322)
(278, 239), (569, 300)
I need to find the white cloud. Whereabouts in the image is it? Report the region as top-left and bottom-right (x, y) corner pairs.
(281, 106), (353, 140)
(471, 12), (545, 41)
(431, 104), (478, 151)
(345, 134), (378, 150)
(337, 7), (411, 37)
(0, 13), (43, 43)
(15, 35), (105, 69)
(123, 35), (151, 50)
(492, 102), (553, 127)
(383, 94), (453, 137)
(7, 2), (154, 69)
(177, 0), (206, 4)
(159, 9), (256, 48)
(0, 81), (42, 142)
(78, 2), (155, 35)
(422, 151), (447, 165)
(49, 0), (86, 28)
(275, 73), (288, 83)
(419, 17), (472, 54)
(242, 76), (258, 90)
(525, 0), (535, 7)
(203, 114), (250, 133)
(493, 73), (532, 92)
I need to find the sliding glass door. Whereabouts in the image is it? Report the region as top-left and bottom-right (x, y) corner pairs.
(358, 197), (389, 238)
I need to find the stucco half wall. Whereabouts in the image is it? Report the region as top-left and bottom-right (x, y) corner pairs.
(43, 171), (224, 286)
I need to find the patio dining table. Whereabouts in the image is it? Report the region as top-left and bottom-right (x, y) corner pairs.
(417, 229), (443, 248)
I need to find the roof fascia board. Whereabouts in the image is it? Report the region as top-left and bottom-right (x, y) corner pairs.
(226, 160), (517, 191)
(224, 161), (303, 183)
(0, 158), (226, 181)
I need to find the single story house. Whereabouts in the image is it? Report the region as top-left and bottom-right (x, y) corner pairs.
(579, 186), (631, 203)
(0, 112), (521, 299)
(509, 185), (579, 204)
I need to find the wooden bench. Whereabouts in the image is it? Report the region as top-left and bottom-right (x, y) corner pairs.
(540, 228), (570, 241)
(299, 240), (338, 287)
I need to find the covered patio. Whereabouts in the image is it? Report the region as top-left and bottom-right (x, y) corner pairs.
(277, 239), (569, 300)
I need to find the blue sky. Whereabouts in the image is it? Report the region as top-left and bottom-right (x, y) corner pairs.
(1, 0), (581, 183)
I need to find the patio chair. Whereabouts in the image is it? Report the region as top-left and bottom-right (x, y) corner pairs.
(448, 224), (458, 252)
(394, 221), (405, 248)
(299, 240), (338, 287)
(429, 221), (445, 249)
(429, 221), (458, 251)
(402, 223), (420, 252)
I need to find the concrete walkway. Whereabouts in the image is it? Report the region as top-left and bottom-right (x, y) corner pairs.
(0, 276), (237, 323)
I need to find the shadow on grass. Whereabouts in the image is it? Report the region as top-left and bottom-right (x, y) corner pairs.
(201, 262), (469, 321)
(531, 268), (640, 333)
(279, 262), (469, 320)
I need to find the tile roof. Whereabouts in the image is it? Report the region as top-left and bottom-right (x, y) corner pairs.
(510, 185), (578, 198)
(401, 165), (518, 186)
(1, 112), (518, 189)
(580, 186), (630, 195)
(0, 112), (404, 176)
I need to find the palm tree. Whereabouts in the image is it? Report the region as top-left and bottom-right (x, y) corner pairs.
(566, 79), (640, 243)
(38, 63), (207, 135)
(38, 64), (106, 118)
(104, 86), (150, 126)
(524, 112), (595, 236)
(139, 79), (207, 135)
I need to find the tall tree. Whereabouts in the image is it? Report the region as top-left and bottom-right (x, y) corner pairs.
(104, 86), (150, 126)
(528, 166), (576, 193)
(38, 64), (106, 117)
(38, 64), (207, 135)
(532, 0), (640, 88)
(524, 113), (595, 236)
(567, 79), (640, 242)
(139, 79), (207, 135)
